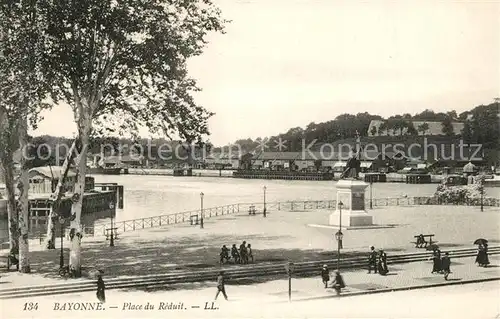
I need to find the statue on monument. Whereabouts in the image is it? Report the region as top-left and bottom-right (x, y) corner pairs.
(340, 151), (361, 179)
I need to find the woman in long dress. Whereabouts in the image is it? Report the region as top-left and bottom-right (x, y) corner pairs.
(378, 250), (388, 275)
(476, 244), (485, 267)
(482, 243), (490, 267)
(96, 274), (106, 303)
(431, 249), (442, 273)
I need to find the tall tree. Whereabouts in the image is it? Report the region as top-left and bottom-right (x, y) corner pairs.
(0, 0), (48, 272)
(417, 122), (429, 136)
(461, 120), (473, 143)
(406, 121), (418, 136)
(39, 0), (226, 277)
(441, 116), (454, 136)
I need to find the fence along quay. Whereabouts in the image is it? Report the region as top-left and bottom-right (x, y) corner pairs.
(90, 196), (500, 236)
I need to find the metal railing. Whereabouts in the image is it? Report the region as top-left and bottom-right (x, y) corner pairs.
(89, 195), (499, 236)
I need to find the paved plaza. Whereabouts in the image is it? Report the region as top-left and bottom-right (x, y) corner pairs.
(1, 255), (499, 318)
(1, 205), (499, 283)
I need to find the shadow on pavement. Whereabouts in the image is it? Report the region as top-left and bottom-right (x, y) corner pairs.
(25, 231), (409, 289)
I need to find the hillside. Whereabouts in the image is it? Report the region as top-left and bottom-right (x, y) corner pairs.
(222, 101), (499, 153)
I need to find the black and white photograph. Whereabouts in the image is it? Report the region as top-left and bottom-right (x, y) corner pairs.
(0, 0), (499, 318)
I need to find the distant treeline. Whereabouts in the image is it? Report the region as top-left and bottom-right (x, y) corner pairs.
(215, 101), (499, 154)
(25, 135), (209, 167)
(26, 101), (499, 167)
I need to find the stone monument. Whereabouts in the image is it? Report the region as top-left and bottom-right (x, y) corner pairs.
(329, 131), (374, 228)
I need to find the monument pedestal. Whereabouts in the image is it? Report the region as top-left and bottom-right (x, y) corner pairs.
(329, 179), (373, 227)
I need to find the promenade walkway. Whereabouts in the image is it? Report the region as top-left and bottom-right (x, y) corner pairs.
(1, 205), (499, 282)
(1, 255), (499, 319)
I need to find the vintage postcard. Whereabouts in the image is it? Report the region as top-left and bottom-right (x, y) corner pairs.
(0, 0), (499, 318)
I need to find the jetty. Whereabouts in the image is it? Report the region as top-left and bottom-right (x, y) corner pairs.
(233, 170), (334, 181)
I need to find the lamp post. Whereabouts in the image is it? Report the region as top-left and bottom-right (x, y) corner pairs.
(335, 201), (344, 271)
(480, 184), (484, 212)
(284, 262), (294, 302)
(200, 192), (204, 228)
(263, 186), (267, 217)
(59, 216), (65, 269)
(109, 202), (115, 247)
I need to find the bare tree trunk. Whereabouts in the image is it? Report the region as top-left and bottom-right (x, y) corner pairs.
(1, 152), (19, 264)
(69, 111), (91, 277)
(44, 140), (77, 249)
(0, 101), (19, 269)
(17, 117), (30, 272)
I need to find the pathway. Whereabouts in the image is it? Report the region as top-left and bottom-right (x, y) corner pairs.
(1, 255), (499, 319)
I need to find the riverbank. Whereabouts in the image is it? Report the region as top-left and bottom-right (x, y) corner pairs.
(126, 168), (234, 177)
(125, 168), (450, 183)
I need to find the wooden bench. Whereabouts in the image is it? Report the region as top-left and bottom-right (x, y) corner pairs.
(105, 228), (118, 240)
(190, 215), (199, 225)
(413, 234), (436, 248)
(248, 205), (256, 215)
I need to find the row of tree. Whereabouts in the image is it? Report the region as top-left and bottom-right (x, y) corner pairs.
(0, 0), (226, 276)
(216, 102), (499, 154)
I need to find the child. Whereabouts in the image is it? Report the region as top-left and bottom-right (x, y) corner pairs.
(321, 265), (330, 288)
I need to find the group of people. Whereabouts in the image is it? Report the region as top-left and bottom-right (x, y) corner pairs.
(430, 249), (452, 280)
(368, 246), (389, 275)
(320, 265), (345, 294)
(220, 241), (253, 264)
(475, 243), (490, 267)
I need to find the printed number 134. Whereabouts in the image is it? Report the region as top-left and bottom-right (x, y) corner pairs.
(23, 302), (38, 311)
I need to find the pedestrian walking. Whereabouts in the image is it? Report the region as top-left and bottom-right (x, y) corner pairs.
(475, 244), (484, 266)
(377, 250), (388, 275)
(431, 249), (442, 274)
(214, 271), (228, 301)
(483, 243), (490, 267)
(239, 241), (248, 264)
(477, 243), (491, 267)
(220, 245), (230, 264)
(331, 270), (345, 296)
(96, 272), (106, 303)
(247, 243), (254, 263)
(321, 265), (330, 288)
(231, 244), (240, 264)
(368, 246), (377, 274)
(441, 252), (451, 280)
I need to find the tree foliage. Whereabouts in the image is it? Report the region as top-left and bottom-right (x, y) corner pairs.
(441, 116), (454, 136)
(40, 0), (225, 142)
(459, 101), (499, 149)
(417, 122), (429, 135)
(215, 102), (499, 154)
(34, 0), (227, 276)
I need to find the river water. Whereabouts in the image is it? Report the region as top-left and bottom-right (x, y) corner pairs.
(91, 174), (492, 222)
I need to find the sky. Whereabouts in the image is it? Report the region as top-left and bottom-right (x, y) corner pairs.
(32, 0), (500, 146)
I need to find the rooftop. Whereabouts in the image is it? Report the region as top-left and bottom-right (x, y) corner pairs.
(28, 166), (76, 180)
